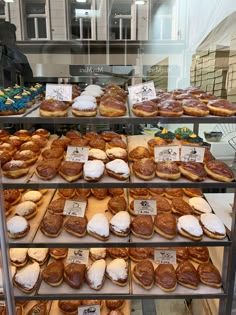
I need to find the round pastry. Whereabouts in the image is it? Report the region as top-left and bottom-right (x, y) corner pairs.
(155, 161), (181, 180)
(13, 149), (38, 166)
(182, 99), (209, 116)
(7, 216), (30, 239)
(132, 100), (158, 117)
(14, 130), (32, 142)
(128, 146), (151, 161)
(177, 215), (203, 241)
(64, 263), (86, 289)
(83, 160), (105, 182)
(74, 94), (96, 104)
(31, 135), (48, 148)
(15, 201), (37, 219)
(105, 258), (128, 286)
(109, 211), (131, 237)
(58, 300), (81, 315)
(207, 99), (236, 116)
(154, 264), (177, 292)
(105, 159), (130, 181)
(0, 150), (12, 166)
(106, 147), (128, 161)
(154, 212), (177, 239)
(107, 196), (127, 214)
(88, 148), (108, 163)
(32, 128), (50, 139)
(188, 247), (209, 264)
(132, 158), (155, 180)
(179, 162), (207, 182)
(76, 188), (91, 198)
(22, 190), (43, 206)
(106, 138), (127, 150)
(148, 188), (165, 196)
(147, 137), (168, 156)
(91, 188), (108, 199)
(176, 247), (189, 263)
(89, 138), (106, 151)
(132, 259), (154, 289)
(9, 248), (28, 267)
(39, 99), (68, 117)
(64, 216), (87, 238)
(129, 188), (149, 199)
(72, 99), (97, 117)
(189, 197), (212, 215)
(35, 158), (61, 180)
(171, 198), (192, 217)
(0, 129), (10, 141)
(108, 188), (124, 196)
(42, 147), (64, 160)
(42, 260), (64, 286)
(199, 213), (226, 239)
(174, 127), (193, 140)
(3, 189), (21, 205)
(2, 160), (29, 178)
(85, 259), (106, 290)
(58, 189), (76, 199)
(153, 195), (172, 213)
(128, 248), (153, 262)
(101, 131), (122, 142)
(204, 160), (234, 182)
(197, 92), (218, 104)
(87, 213), (109, 241)
(84, 131), (100, 142)
(99, 98), (126, 117)
(155, 128), (175, 143)
(65, 130), (81, 140)
(40, 214), (63, 237)
(163, 188), (183, 199)
(131, 215), (154, 239)
(159, 99), (183, 117)
(197, 262), (222, 288)
(13, 262), (40, 294)
(107, 248), (129, 260)
(182, 188), (203, 197)
(51, 138), (70, 150)
(59, 161), (83, 182)
(176, 260), (199, 289)
(28, 248), (49, 265)
(20, 141), (41, 153)
(89, 248), (107, 261)
(180, 133), (203, 146)
(49, 248), (68, 260)
(105, 300), (125, 310)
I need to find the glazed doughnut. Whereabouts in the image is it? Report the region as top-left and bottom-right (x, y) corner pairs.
(159, 99), (183, 117)
(99, 98), (126, 117)
(179, 162), (207, 182)
(132, 100), (158, 117)
(39, 99), (68, 117)
(207, 99), (236, 116)
(204, 160), (234, 182)
(182, 99), (209, 117)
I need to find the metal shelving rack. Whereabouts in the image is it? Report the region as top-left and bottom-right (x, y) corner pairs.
(0, 113), (236, 315)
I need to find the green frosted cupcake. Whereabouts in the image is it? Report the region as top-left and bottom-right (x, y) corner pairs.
(175, 127), (193, 140)
(155, 128), (175, 143)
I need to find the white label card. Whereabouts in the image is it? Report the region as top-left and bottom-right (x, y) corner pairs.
(180, 146), (205, 163)
(78, 305), (100, 315)
(154, 145), (179, 162)
(67, 248), (89, 264)
(66, 146), (89, 162)
(63, 199), (87, 217)
(45, 83), (72, 101)
(154, 249), (176, 264)
(134, 199), (156, 215)
(128, 81), (156, 105)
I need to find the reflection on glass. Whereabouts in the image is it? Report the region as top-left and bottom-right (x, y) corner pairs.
(26, 18), (35, 39)
(70, 0), (93, 39)
(25, 2), (45, 14)
(38, 18), (47, 38)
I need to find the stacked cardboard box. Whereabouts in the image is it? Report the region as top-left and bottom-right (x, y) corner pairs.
(227, 32), (236, 102)
(148, 61), (168, 91)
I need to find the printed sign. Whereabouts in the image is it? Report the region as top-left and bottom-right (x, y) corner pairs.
(78, 304), (100, 315)
(46, 83), (72, 101)
(128, 81), (156, 105)
(67, 248), (89, 264)
(154, 145), (180, 162)
(134, 199), (156, 215)
(66, 146), (89, 163)
(63, 200), (87, 217)
(180, 146), (205, 163)
(154, 249), (176, 264)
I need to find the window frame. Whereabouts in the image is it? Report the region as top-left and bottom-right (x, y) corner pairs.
(0, 2), (10, 22)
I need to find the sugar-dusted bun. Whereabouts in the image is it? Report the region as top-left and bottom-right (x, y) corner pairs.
(106, 159), (130, 180)
(72, 99), (97, 117)
(13, 262), (40, 294)
(189, 197), (212, 215)
(176, 260), (199, 289)
(15, 201), (37, 219)
(154, 264), (177, 292)
(154, 212), (177, 239)
(132, 158), (155, 180)
(22, 190), (43, 205)
(74, 94), (96, 104)
(89, 248), (107, 261)
(7, 216), (30, 239)
(85, 259), (106, 290)
(132, 100), (158, 117)
(207, 99), (236, 116)
(106, 258), (128, 286)
(177, 215), (203, 241)
(132, 259), (154, 289)
(204, 160), (234, 182)
(83, 160), (105, 182)
(109, 211), (131, 237)
(87, 213), (109, 241)
(199, 213), (226, 239)
(40, 99), (68, 117)
(13, 149), (38, 166)
(2, 160), (29, 178)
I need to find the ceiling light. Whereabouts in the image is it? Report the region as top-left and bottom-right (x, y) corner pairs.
(76, 0), (87, 3)
(135, 0), (145, 4)
(4, 0), (14, 2)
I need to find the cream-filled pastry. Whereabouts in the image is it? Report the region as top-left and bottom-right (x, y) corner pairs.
(22, 190), (43, 205)
(28, 248), (49, 265)
(177, 215), (203, 241)
(10, 248), (28, 267)
(83, 160), (105, 182)
(106, 258), (128, 286)
(87, 213), (109, 240)
(13, 262), (40, 293)
(200, 213), (226, 239)
(72, 100), (97, 117)
(189, 197), (212, 215)
(7, 216), (30, 239)
(109, 211), (131, 237)
(14, 201), (37, 219)
(105, 159), (130, 180)
(86, 259), (106, 290)
(106, 147), (128, 161)
(88, 148), (108, 163)
(89, 248), (107, 261)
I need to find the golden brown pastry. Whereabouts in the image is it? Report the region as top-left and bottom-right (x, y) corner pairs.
(2, 160), (29, 178)
(42, 260), (64, 286)
(108, 188), (124, 196)
(31, 135), (48, 148)
(182, 99), (209, 116)
(91, 188), (108, 199)
(0, 129), (10, 141)
(129, 146), (151, 161)
(132, 158), (155, 180)
(159, 99), (183, 117)
(176, 247), (189, 263)
(47, 198), (66, 215)
(99, 98), (126, 117)
(182, 188), (203, 197)
(64, 216), (87, 237)
(49, 248), (68, 260)
(58, 300), (81, 315)
(129, 188), (149, 199)
(59, 161), (83, 182)
(64, 263), (86, 289)
(75, 188), (91, 198)
(207, 99), (236, 116)
(13, 150), (38, 166)
(149, 188), (165, 196)
(105, 300), (125, 310)
(129, 248), (153, 262)
(171, 198), (192, 216)
(40, 99), (68, 117)
(89, 138), (106, 150)
(35, 158), (61, 180)
(42, 147), (64, 160)
(14, 129), (32, 141)
(179, 162), (207, 182)
(154, 264), (177, 292)
(154, 212), (177, 239)
(4, 189), (21, 205)
(156, 161), (181, 180)
(153, 195), (172, 213)
(40, 214), (63, 237)
(107, 196), (127, 214)
(106, 138), (127, 150)
(204, 160), (234, 182)
(51, 138), (70, 150)
(197, 262), (222, 288)
(20, 141), (41, 153)
(0, 150), (12, 166)
(131, 215), (154, 239)
(58, 189), (76, 199)
(188, 247), (209, 264)
(132, 260), (154, 289)
(107, 248), (129, 260)
(176, 260), (199, 289)
(147, 137), (167, 156)
(101, 131), (122, 142)
(132, 100), (158, 117)
(32, 128), (50, 139)
(163, 188), (183, 199)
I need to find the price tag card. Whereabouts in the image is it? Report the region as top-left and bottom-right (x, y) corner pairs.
(67, 248), (89, 264)
(154, 145), (179, 162)
(128, 81), (156, 105)
(180, 145), (205, 163)
(78, 304), (100, 315)
(45, 83), (72, 101)
(134, 199), (156, 215)
(63, 199), (87, 217)
(154, 249), (176, 264)
(66, 146), (89, 163)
